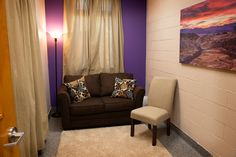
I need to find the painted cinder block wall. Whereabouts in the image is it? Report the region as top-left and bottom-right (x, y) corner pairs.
(146, 0), (236, 156)
(45, 0), (147, 106)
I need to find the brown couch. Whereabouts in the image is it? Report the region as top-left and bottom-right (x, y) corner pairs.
(58, 73), (145, 130)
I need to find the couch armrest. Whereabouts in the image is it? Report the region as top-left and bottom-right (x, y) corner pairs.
(57, 85), (71, 130)
(133, 86), (145, 108)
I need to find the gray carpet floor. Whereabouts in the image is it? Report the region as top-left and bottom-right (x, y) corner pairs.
(39, 118), (205, 157)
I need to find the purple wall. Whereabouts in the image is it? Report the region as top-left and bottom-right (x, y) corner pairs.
(122, 0), (146, 88)
(45, 0), (64, 106)
(45, 0), (146, 106)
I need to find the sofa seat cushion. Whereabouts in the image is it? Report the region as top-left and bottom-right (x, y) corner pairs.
(100, 73), (133, 96)
(70, 98), (105, 116)
(102, 96), (135, 112)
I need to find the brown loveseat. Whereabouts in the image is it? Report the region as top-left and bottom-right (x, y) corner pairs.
(58, 73), (145, 130)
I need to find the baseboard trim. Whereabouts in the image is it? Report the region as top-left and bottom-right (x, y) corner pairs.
(171, 123), (212, 157)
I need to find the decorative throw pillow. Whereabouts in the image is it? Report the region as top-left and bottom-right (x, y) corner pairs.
(111, 77), (136, 99)
(64, 76), (91, 103)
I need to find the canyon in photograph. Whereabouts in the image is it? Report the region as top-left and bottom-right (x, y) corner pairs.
(180, 0), (236, 71)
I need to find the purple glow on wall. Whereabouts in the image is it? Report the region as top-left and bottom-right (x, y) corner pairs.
(122, 0), (146, 88)
(45, 0), (64, 106)
(45, 0), (146, 106)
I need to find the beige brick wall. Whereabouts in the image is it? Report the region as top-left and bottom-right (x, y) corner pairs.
(146, 0), (236, 156)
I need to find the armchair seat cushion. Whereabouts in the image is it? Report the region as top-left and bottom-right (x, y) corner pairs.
(70, 97), (104, 116)
(102, 97), (135, 112)
(131, 106), (169, 125)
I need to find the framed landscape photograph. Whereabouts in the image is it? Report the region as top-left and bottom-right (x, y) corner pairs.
(180, 0), (236, 71)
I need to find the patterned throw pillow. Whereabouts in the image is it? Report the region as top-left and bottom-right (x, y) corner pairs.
(111, 77), (136, 99)
(64, 76), (91, 103)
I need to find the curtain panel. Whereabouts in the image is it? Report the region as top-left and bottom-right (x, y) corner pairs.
(35, 0), (51, 113)
(63, 0), (124, 76)
(5, 0), (49, 156)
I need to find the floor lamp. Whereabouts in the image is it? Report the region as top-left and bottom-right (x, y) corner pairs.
(49, 31), (62, 118)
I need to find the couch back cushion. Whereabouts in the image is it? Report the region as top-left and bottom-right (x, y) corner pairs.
(84, 74), (100, 96)
(100, 73), (133, 96)
(64, 75), (82, 83)
(64, 74), (101, 97)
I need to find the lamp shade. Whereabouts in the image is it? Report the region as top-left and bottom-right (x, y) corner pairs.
(49, 31), (62, 39)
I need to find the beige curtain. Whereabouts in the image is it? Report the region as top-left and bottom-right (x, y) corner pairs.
(5, 0), (49, 157)
(64, 0), (124, 75)
(35, 0), (51, 113)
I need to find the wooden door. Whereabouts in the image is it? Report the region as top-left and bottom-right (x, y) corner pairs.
(0, 0), (20, 157)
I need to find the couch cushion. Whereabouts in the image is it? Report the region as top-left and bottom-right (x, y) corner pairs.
(70, 98), (105, 116)
(100, 73), (133, 96)
(64, 74), (101, 96)
(111, 77), (136, 99)
(64, 76), (91, 103)
(102, 96), (135, 112)
(64, 75), (82, 83)
(84, 74), (100, 97)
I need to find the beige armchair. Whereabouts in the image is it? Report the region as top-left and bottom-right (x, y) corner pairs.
(130, 77), (177, 146)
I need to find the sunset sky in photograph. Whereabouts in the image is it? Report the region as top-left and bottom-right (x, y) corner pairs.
(181, 0), (236, 29)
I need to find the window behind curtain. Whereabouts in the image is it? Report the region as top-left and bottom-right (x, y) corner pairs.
(63, 0), (124, 75)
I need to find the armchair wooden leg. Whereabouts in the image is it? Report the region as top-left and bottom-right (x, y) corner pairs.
(166, 118), (170, 136)
(152, 125), (157, 146)
(148, 124), (151, 130)
(131, 119), (135, 137)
